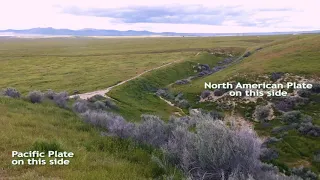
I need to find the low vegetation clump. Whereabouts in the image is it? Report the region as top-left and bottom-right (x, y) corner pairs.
(94, 101), (107, 110)
(1, 87), (21, 98)
(105, 99), (119, 110)
(72, 99), (90, 113)
(281, 111), (303, 124)
(200, 90), (211, 99)
(298, 122), (320, 137)
(88, 94), (106, 102)
(254, 105), (271, 122)
(213, 88), (226, 96)
(44, 89), (56, 100)
(291, 167), (318, 180)
(52, 92), (69, 108)
(297, 89), (312, 98)
(270, 72), (284, 81)
(27, 90), (44, 103)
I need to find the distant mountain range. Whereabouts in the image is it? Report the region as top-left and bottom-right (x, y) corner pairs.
(0, 27), (319, 37)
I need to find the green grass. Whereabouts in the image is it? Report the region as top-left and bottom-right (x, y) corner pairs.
(0, 97), (183, 179)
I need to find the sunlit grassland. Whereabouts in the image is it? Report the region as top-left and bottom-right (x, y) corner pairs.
(0, 35), (290, 94)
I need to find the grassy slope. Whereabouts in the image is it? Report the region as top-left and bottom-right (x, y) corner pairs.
(108, 52), (238, 121)
(173, 34), (320, 95)
(170, 34), (320, 173)
(0, 97), (182, 179)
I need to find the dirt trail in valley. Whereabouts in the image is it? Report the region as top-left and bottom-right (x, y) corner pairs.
(69, 59), (183, 100)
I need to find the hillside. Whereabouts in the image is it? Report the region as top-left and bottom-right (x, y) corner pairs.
(1, 34), (319, 179)
(0, 97), (182, 179)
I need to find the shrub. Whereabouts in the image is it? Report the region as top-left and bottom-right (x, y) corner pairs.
(174, 93), (184, 102)
(105, 99), (118, 110)
(72, 100), (89, 113)
(313, 151), (320, 163)
(77, 107), (303, 180)
(1, 87), (20, 98)
(163, 119), (265, 179)
(27, 90), (44, 103)
(273, 97), (309, 112)
(53, 92), (69, 108)
(156, 88), (175, 100)
(297, 89), (311, 98)
(177, 99), (190, 109)
(270, 72), (284, 81)
(281, 111), (303, 124)
(298, 122), (320, 137)
(175, 79), (190, 85)
(94, 101), (106, 110)
(262, 137), (282, 148)
(260, 148), (279, 161)
(291, 167), (318, 180)
(44, 89), (56, 100)
(81, 110), (109, 128)
(105, 114), (135, 139)
(310, 83), (320, 94)
(200, 90), (211, 99)
(255, 105), (271, 122)
(88, 94), (106, 102)
(134, 115), (169, 148)
(213, 88), (225, 96)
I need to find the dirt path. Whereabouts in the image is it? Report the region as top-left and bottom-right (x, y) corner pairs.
(69, 59), (183, 100)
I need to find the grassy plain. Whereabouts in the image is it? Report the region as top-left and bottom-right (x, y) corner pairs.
(0, 36), (289, 94)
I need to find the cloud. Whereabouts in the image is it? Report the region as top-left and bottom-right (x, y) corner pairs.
(0, 0), (319, 33)
(61, 5), (241, 25)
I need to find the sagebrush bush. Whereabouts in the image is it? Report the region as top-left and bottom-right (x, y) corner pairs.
(291, 167), (318, 180)
(27, 90), (44, 103)
(75, 107), (301, 180)
(72, 100), (89, 113)
(270, 72), (284, 81)
(200, 90), (211, 99)
(134, 115), (169, 147)
(175, 79), (190, 85)
(273, 97), (308, 112)
(254, 105), (271, 122)
(260, 148), (279, 161)
(310, 83), (320, 93)
(105, 99), (118, 110)
(298, 122), (320, 137)
(81, 110), (134, 138)
(53, 92), (69, 108)
(282, 111), (302, 124)
(213, 88), (225, 96)
(94, 101), (106, 110)
(313, 151), (320, 163)
(44, 89), (56, 100)
(1, 87), (20, 98)
(297, 89), (311, 98)
(177, 99), (190, 109)
(88, 94), (106, 102)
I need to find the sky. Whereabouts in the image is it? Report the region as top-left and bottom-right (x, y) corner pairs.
(0, 0), (319, 33)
